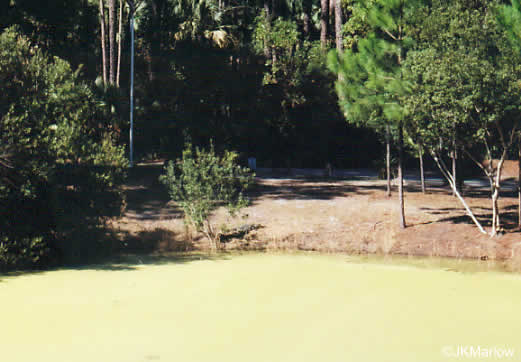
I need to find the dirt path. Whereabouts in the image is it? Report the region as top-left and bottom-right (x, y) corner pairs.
(110, 162), (521, 262)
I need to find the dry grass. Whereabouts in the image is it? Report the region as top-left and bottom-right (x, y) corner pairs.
(110, 163), (521, 262)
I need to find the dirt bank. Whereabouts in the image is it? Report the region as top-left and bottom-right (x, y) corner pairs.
(110, 162), (521, 262)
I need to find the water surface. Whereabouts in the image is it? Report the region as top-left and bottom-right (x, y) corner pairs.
(2, 253), (521, 362)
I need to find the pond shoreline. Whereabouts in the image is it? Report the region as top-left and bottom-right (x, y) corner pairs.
(111, 162), (521, 269)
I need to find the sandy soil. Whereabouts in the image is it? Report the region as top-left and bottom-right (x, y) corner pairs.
(109, 161), (521, 262)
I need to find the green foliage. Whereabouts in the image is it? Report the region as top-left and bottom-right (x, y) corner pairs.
(342, 0), (376, 50)
(253, 13), (305, 98)
(496, 0), (521, 64)
(251, 9), (342, 148)
(159, 143), (254, 247)
(404, 0), (521, 153)
(400, 0), (521, 235)
(328, 0), (420, 131)
(0, 236), (52, 272)
(0, 27), (127, 269)
(328, 36), (404, 126)
(497, 0), (521, 51)
(405, 48), (484, 148)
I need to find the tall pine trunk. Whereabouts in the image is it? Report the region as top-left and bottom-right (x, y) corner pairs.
(334, 0), (342, 52)
(116, 0), (123, 86)
(320, 0), (328, 49)
(264, 1), (272, 58)
(386, 124), (391, 197)
(108, 0), (116, 85)
(99, 0), (107, 85)
(149, 0), (162, 82)
(398, 123), (406, 229)
(329, 0), (334, 25)
(303, 13), (310, 36)
(143, 0), (160, 82)
(303, 0), (311, 37)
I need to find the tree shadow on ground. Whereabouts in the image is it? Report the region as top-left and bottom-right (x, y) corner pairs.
(0, 252), (230, 282)
(248, 178), (389, 202)
(128, 162), (505, 204)
(248, 176), (497, 203)
(124, 164), (183, 221)
(419, 205), (520, 232)
(456, 188), (503, 199)
(434, 179), (517, 200)
(117, 227), (196, 254)
(0, 227), (214, 280)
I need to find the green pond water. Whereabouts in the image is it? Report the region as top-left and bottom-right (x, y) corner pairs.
(2, 252), (521, 362)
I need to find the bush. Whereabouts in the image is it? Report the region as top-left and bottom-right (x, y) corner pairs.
(0, 27), (127, 270)
(160, 143), (254, 248)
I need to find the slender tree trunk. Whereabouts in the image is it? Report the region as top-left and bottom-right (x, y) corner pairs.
(451, 139), (457, 196)
(463, 136), (513, 236)
(431, 151), (487, 234)
(303, 13), (310, 36)
(263, 1), (270, 19)
(116, 0), (123, 87)
(334, 0), (343, 52)
(419, 146), (425, 194)
(108, 0), (116, 85)
(490, 157), (506, 236)
(205, 220), (218, 250)
(320, 0), (328, 49)
(329, 0), (334, 25)
(302, 0), (311, 37)
(398, 123), (406, 229)
(148, 0), (161, 82)
(386, 124), (391, 197)
(490, 179), (499, 236)
(145, 50), (154, 81)
(263, 1), (272, 59)
(99, 0), (107, 86)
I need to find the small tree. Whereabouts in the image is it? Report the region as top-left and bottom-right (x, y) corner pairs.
(405, 0), (521, 236)
(328, 0), (422, 229)
(160, 144), (254, 249)
(497, 0), (521, 227)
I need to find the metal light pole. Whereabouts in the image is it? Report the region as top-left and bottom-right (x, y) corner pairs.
(129, 0), (135, 167)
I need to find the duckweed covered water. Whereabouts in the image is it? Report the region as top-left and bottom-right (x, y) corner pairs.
(2, 253), (521, 362)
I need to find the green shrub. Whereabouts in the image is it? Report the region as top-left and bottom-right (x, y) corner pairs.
(159, 143), (254, 248)
(0, 236), (54, 271)
(0, 26), (127, 270)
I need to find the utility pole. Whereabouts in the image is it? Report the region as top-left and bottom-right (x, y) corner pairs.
(128, 0), (135, 167)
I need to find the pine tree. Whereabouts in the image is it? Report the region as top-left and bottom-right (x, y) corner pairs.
(328, 0), (421, 229)
(321, 0), (329, 49)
